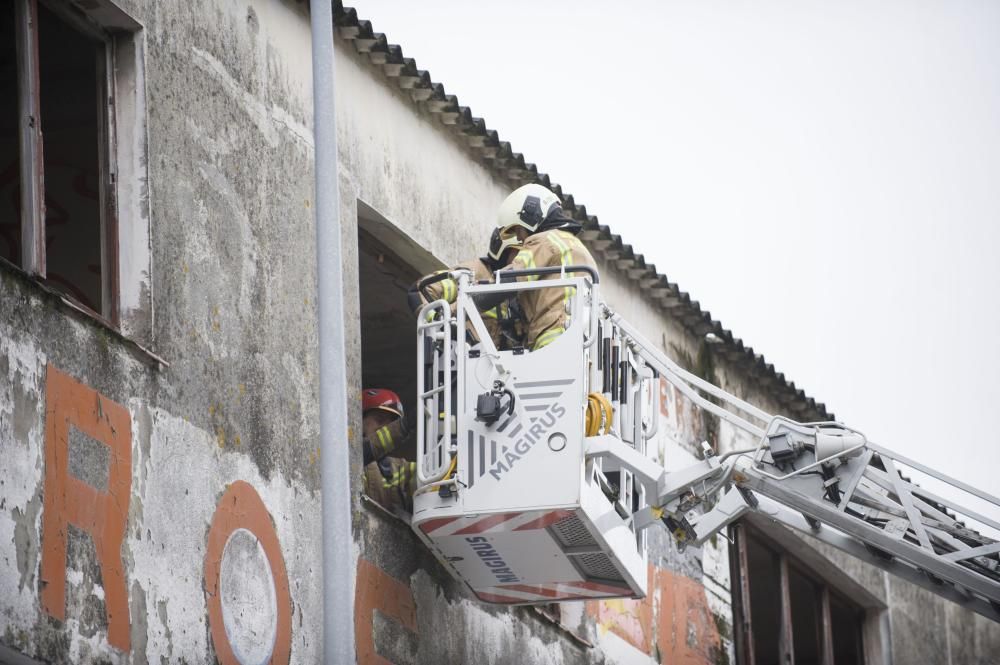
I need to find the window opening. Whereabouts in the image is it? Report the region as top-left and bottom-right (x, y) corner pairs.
(789, 564), (822, 665)
(358, 224), (424, 511)
(732, 524), (868, 665)
(830, 594), (864, 665)
(0, 2), (19, 265)
(1, 0), (129, 325)
(38, 2), (107, 314)
(746, 535), (781, 665)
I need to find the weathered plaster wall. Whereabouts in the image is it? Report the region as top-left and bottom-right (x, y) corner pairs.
(1, 0), (323, 662)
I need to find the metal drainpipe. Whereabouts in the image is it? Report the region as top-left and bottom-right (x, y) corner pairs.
(311, 1), (354, 662)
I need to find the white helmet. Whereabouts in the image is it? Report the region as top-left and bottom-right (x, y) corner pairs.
(496, 184), (562, 235)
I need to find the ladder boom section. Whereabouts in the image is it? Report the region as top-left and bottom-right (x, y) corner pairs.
(599, 304), (1000, 623)
(605, 306), (772, 436)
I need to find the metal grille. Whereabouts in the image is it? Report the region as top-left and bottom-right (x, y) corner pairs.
(550, 514), (596, 549)
(549, 515), (627, 585)
(575, 553), (625, 583)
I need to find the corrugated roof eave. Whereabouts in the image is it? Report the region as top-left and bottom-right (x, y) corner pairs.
(332, 1), (833, 421)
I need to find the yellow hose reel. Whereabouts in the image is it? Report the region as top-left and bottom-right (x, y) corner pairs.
(585, 392), (614, 436)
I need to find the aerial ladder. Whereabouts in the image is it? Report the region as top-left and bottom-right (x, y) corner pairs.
(411, 267), (1000, 622)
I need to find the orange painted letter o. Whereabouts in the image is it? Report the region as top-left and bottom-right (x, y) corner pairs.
(205, 481), (292, 664)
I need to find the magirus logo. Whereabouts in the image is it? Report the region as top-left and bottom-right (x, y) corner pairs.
(465, 536), (519, 583)
(465, 379), (572, 486)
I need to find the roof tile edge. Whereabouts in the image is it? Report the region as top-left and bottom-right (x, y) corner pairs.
(332, 1), (832, 420)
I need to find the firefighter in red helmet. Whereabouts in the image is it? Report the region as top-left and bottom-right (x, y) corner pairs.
(361, 388), (416, 513)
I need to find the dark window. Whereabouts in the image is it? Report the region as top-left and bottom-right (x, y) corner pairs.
(731, 524), (867, 665)
(38, 2), (106, 314)
(358, 226), (422, 465)
(1, 0), (117, 321)
(1, 3), (19, 263)
(789, 565), (822, 665)
(746, 536), (781, 665)
(830, 594), (864, 665)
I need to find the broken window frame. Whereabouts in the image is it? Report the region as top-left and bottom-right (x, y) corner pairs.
(730, 523), (867, 665)
(9, 0), (122, 326)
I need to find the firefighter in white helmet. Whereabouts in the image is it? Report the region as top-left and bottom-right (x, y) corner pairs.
(493, 184), (598, 351)
(407, 227), (524, 349)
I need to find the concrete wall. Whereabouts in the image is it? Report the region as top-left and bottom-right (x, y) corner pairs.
(0, 1), (997, 663)
(1, 0), (322, 662)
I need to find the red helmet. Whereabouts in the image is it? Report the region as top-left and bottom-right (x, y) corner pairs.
(361, 388), (404, 418)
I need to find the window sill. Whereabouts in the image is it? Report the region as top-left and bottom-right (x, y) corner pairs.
(526, 606), (594, 650)
(360, 492), (411, 524)
(0, 257), (168, 369)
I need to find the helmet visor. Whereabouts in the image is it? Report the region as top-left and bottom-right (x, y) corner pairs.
(499, 225), (521, 242)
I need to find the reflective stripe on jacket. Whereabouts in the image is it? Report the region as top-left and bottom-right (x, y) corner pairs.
(362, 457), (416, 513)
(362, 418), (407, 465)
(509, 229), (597, 350)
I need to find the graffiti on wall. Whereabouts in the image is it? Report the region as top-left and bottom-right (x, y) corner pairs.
(354, 558), (418, 665)
(35, 365), (293, 664)
(588, 562), (724, 665)
(40, 365), (132, 650)
(205, 481), (293, 664)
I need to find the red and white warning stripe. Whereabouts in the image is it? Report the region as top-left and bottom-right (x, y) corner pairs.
(475, 580), (636, 604)
(418, 509), (576, 538)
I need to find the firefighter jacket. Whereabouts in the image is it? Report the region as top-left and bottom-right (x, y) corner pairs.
(362, 418), (407, 466)
(362, 457), (415, 513)
(509, 229), (597, 351)
(410, 259), (523, 349)
(361, 415), (414, 512)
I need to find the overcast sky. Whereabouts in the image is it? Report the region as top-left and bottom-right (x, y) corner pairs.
(356, 0), (1000, 520)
